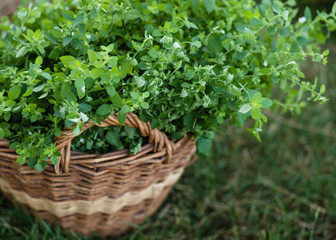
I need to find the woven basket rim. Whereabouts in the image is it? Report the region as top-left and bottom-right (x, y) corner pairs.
(0, 113), (184, 174)
(0, 134), (191, 158)
(0, 136), (192, 163)
(0, 134), (193, 172)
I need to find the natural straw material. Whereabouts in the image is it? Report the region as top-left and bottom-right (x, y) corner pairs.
(0, 113), (196, 236)
(0, 169), (184, 217)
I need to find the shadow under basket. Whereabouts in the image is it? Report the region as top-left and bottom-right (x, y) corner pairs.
(0, 113), (196, 236)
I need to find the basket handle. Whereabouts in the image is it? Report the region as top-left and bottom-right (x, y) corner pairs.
(54, 113), (176, 174)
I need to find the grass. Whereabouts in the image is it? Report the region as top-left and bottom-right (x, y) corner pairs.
(1, 44), (336, 240)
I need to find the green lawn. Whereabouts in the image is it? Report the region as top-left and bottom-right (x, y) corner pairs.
(1, 48), (336, 240)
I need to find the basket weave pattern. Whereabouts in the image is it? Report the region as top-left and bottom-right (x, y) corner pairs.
(0, 113), (196, 236)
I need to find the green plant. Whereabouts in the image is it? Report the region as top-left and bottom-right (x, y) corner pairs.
(0, 0), (335, 171)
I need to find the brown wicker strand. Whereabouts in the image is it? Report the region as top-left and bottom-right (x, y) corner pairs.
(0, 139), (9, 148)
(54, 113), (175, 174)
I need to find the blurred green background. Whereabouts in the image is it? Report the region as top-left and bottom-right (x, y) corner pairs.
(1, 1), (336, 239)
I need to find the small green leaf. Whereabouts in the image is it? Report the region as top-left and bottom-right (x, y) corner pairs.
(207, 34), (223, 53)
(8, 85), (21, 100)
(90, 69), (104, 79)
(320, 84), (326, 94)
(75, 13), (84, 24)
(62, 35), (72, 46)
(239, 104), (252, 114)
(272, 4), (281, 14)
(297, 86), (304, 101)
(106, 86), (116, 97)
(313, 32), (325, 44)
(211, 83), (226, 94)
(181, 89), (188, 98)
(304, 7), (312, 21)
(171, 132), (182, 140)
(16, 156), (26, 165)
(250, 18), (262, 28)
(322, 50), (330, 56)
(80, 112), (89, 122)
(203, 0), (215, 13)
(252, 92), (262, 103)
(106, 131), (122, 147)
(75, 78), (85, 98)
(72, 125), (81, 135)
(271, 76), (279, 83)
(260, 68), (271, 75)
(185, 21), (198, 29)
(17, 9), (28, 19)
(125, 9), (142, 20)
(34, 163), (44, 172)
(251, 108), (261, 120)
(60, 56), (75, 66)
(79, 23), (86, 35)
(230, 85), (241, 97)
(35, 56), (43, 65)
(131, 41), (141, 51)
(31, 8), (41, 18)
(192, 41), (202, 48)
(40, 72), (52, 80)
(260, 98), (273, 108)
(61, 82), (72, 99)
(118, 105), (130, 124)
(78, 103), (92, 113)
(111, 93), (123, 108)
(125, 126), (136, 139)
(134, 76), (146, 88)
(49, 49), (60, 59)
(16, 46), (27, 58)
(197, 138), (213, 156)
(38, 92), (48, 99)
(148, 49), (159, 58)
(50, 156), (58, 165)
(140, 102), (149, 109)
(33, 84), (46, 92)
(23, 86), (33, 97)
(54, 128), (62, 137)
(235, 23), (247, 33)
(184, 113), (196, 130)
(282, 11), (289, 21)
(75, 78), (85, 89)
(96, 104), (111, 116)
(88, 49), (98, 62)
(62, 11), (74, 21)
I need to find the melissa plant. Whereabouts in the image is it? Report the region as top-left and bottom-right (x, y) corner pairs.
(0, 0), (335, 171)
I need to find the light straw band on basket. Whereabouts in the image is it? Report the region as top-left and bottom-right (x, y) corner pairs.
(0, 168), (184, 216)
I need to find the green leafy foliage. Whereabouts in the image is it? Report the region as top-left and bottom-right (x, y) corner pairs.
(0, 0), (335, 170)
(71, 126), (144, 155)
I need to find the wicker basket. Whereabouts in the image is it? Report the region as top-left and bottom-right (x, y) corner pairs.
(0, 113), (196, 236)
